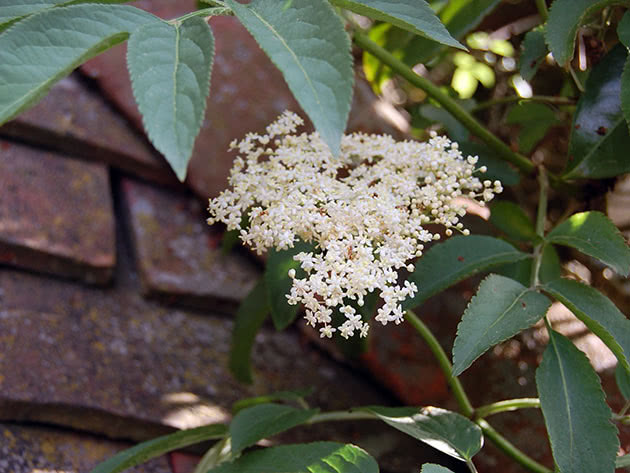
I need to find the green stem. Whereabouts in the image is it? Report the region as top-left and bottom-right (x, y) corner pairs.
(477, 419), (553, 473)
(352, 31), (535, 175)
(472, 95), (575, 112)
(619, 399), (630, 417)
(405, 309), (474, 417)
(307, 410), (377, 425)
(530, 166), (549, 288)
(475, 398), (541, 419)
(535, 0), (549, 22)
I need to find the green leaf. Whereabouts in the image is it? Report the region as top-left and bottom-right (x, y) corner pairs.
(546, 0), (618, 66)
(360, 406), (482, 462)
(127, 17), (213, 181)
(330, 0), (462, 49)
(403, 235), (529, 310)
(495, 245), (561, 286)
(546, 211), (630, 276)
(536, 330), (618, 473)
(452, 274), (551, 376)
(519, 26), (547, 81)
(230, 403), (319, 453)
(565, 45), (630, 179)
(402, 0), (501, 66)
(226, 0), (352, 156)
(89, 424), (227, 473)
(615, 363), (630, 400)
(489, 200), (539, 243)
(543, 278), (630, 372)
(506, 102), (558, 154)
(231, 389), (313, 414)
(229, 279), (270, 384)
(421, 465), (455, 473)
(0, 4), (157, 126)
(207, 442), (379, 473)
(618, 11), (630, 48)
(265, 240), (314, 330)
(457, 142), (520, 186)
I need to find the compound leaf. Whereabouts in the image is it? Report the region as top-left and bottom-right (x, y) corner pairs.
(403, 236), (529, 310)
(226, 0), (353, 156)
(0, 4), (157, 126)
(536, 330), (618, 473)
(208, 442), (379, 473)
(546, 211), (630, 277)
(360, 406), (482, 462)
(230, 403), (318, 453)
(127, 17), (214, 181)
(452, 274), (551, 376)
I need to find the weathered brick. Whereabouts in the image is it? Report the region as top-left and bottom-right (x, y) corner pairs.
(0, 74), (176, 186)
(0, 140), (115, 284)
(121, 177), (259, 312)
(0, 423), (170, 473)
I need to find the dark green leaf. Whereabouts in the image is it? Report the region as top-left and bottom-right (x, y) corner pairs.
(230, 403), (319, 453)
(618, 11), (630, 48)
(265, 240), (314, 330)
(231, 388), (313, 414)
(546, 211), (630, 276)
(543, 278), (630, 372)
(360, 406), (482, 461)
(402, 0), (501, 66)
(546, 0), (618, 66)
(0, 4), (157, 125)
(229, 279), (270, 384)
(127, 17), (213, 181)
(495, 245), (561, 286)
(489, 200), (539, 243)
(89, 424), (227, 473)
(452, 274), (551, 375)
(419, 103), (470, 142)
(519, 26), (547, 81)
(207, 442), (379, 473)
(565, 45), (630, 178)
(330, 0), (462, 49)
(421, 465), (455, 473)
(506, 103), (558, 154)
(536, 330), (618, 473)
(457, 142), (520, 186)
(615, 363), (630, 400)
(403, 235), (529, 310)
(226, 0), (352, 156)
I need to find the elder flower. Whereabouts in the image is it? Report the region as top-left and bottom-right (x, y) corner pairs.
(208, 111), (501, 339)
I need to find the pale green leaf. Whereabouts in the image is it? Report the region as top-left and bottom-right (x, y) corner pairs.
(229, 279), (270, 384)
(546, 0), (619, 66)
(265, 240), (314, 330)
(565, 45), (630, 179)
(360, 406), (482, 461)
(421, 465), (455, 473)
(543, 278), (630, 372)
(403, 236), (529, 310)
(0, 4), (157, 125)
(330, 0), (462, 49)
(520, 26), (547, 81)
(536, 330), (618, 473)
(226, 0), (353, 156)
(207, 442), (379, 473)
(230, 403), (319, 453)
(546, 211), (630, 276)
(452, 274), (551, 376)
(89, 424), (227, 473)
(127, 17), (214, 181)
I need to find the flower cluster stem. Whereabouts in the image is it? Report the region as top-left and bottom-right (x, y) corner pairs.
(352, 31), (535, 175)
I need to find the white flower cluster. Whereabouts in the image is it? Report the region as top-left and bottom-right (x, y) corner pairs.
(208, 111), (502, 339)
